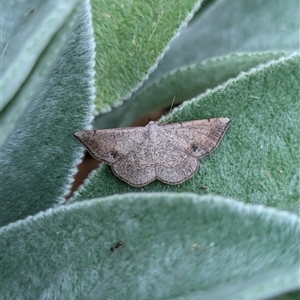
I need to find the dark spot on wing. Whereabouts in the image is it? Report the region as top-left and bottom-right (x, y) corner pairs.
(111, 151), (118, 159)
(191, 144), (198, 152)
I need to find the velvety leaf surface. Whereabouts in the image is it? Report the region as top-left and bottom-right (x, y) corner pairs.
(1, 1), (298, 299)
(147, 0), (299, 87)
(74, 55), (300, 214)
(93, 0), (299, 128)
(0, 1), (95, 226)
(94, 52), (286, 129)
(91, 0), (202, 112)
(1, 193), (299, 299)
(1, 0), (83, 144)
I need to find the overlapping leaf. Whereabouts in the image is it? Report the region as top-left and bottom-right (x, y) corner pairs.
(1, 194), (299, 299)
(1, 0), (83, 144)
(74, 55), (300, 215)
(91, 0), (203, 112)
(0, 1), (95, 226)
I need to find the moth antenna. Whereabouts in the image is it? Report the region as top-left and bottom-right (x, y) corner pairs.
(168, 97), (176, 115)
(160, 97), (176, 125)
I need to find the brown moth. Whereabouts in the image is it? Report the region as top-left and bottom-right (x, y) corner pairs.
(74, 118), (230, 187)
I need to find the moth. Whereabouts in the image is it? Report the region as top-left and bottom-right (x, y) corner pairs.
(74, 118), (230, 187)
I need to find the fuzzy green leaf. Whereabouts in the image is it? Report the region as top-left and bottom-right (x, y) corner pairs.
(148, 0), (299, 87)
(74, 55), (300, 214)
(0, 1), (96, 226)
(93, 0), (299, 126)
(94, 52), (287, 129)
(1, 0), (83, 144)
(1, 193), (299, 299)
(91, 0), (202, 112)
